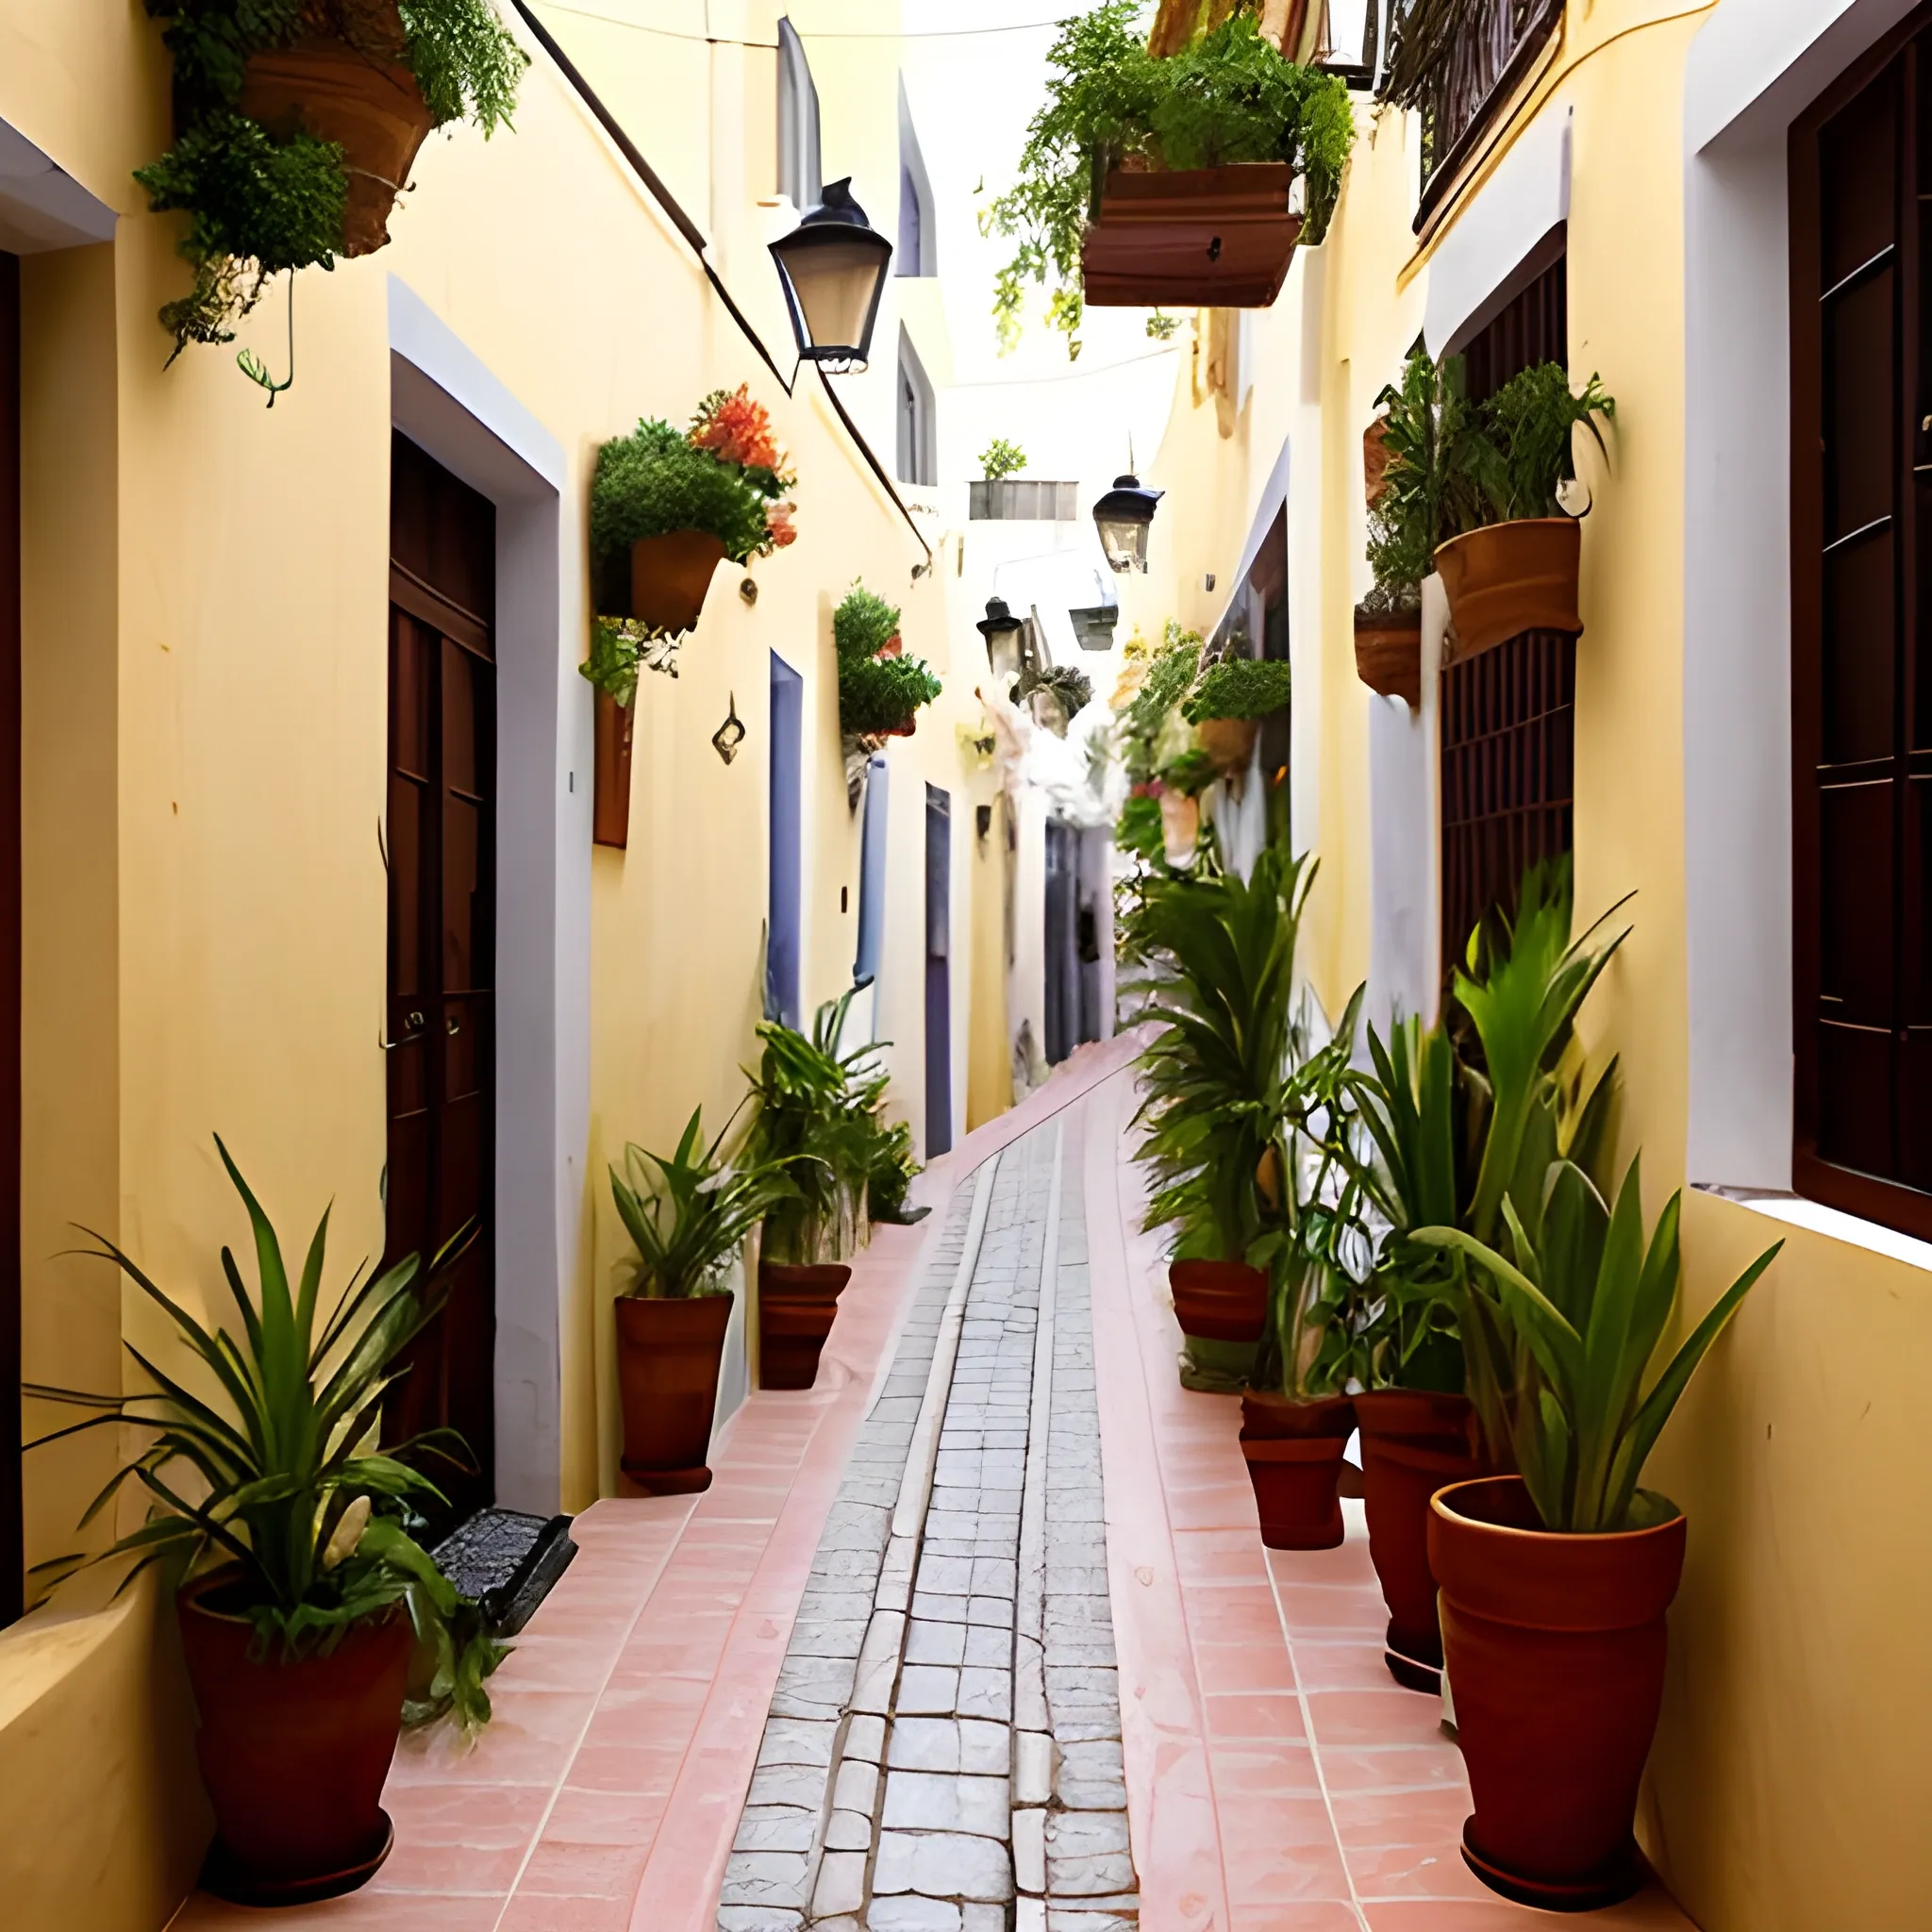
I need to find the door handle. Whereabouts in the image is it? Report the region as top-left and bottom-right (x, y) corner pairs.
(446, 1014), (462, 1036)
(379, 1012), (425, 1052)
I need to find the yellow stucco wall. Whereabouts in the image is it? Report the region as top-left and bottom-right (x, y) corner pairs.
(1, 0), (1000, 1921)
(1136, 5), (1932, 1924)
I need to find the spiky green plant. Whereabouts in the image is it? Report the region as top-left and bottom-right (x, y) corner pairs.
(1416, 1159), (1780, 1531)
(609, 1108), (795, 1299)
(26, 1139), (501, 1726)
(1483, 363), (1616, 521)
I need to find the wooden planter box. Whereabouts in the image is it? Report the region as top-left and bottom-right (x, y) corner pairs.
(593, 689), (634, 850)
(1355, 611), (1424, 708)
(1082, 162), (1303, 310)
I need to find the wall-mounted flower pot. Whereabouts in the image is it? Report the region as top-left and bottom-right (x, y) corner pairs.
(239, 35), (434, 258)
(614, 1291), (734, 1494)
(178, 1574), (412, 1904)
(1433, 517), (1581, 663)
(1158, 791), (1199, 868)
(1363, 416), (1393, 508)
(1083, 162), (1304, 309)
(758, 1261), (852, 1390)
(1239, 1391), (1354, 1549)
(1171, 1259), (1269, 1394)
(1353, 1390), (1486, 1691)
(593, 689), (634, 850)
(1429, 1475), (1687, 1911)
(1195, 716), (1259, 776)
(593, 530), (729, 636)
(1354, 611), (1423, 708)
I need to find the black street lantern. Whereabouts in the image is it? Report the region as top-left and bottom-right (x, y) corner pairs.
(1093, 473), (1163, 574)
(975, 596), (1025, 684)
(770, 178), (893, 374)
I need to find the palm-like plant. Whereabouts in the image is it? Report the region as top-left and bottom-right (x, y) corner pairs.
(1366, 343), (1499, 602)
(610, 1108), (795, 1298)
(1337, 859), (1626, 1448)
(1132, 846), (1314, 1268)
(27, 1139), (500, 1726)
(1415, 1159), (1780, 1531)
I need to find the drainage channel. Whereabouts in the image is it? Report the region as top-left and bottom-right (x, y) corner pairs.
(717, 1114), (1138, 1932)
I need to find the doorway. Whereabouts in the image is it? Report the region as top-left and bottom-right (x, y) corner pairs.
(924, 785), (951, 1157)
(768, 652), (803, 1028)
(0, 251), (19, 1625)
(1043, 817), (1077, 1066)
(386, 432), (497, 1522)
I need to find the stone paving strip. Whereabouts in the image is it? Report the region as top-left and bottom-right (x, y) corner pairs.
(718, 1117), (1138, 1932)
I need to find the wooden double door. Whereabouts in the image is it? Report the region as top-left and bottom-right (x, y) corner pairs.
(385, 433), (496, 1520)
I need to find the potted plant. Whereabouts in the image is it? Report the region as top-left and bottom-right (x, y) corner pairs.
(28, 1140), (500, 1904)
(741, 991), (891, 1390)
(138, 0), (526, 372)
(1112, 623), (1204, 870)
(836, 583), (941, 751)
(1416, 1161), (1778, 1909)
(608, 1108), (792, 1491)
(1134, 847), (1317, 1397)
(1182, 654), (1292, 783)
(1337, 859), (1626, 1689)
(1353, 344), (1493, 703)
(983, 7), (1354, 351)
(1433, 361), (1616, 661)
(1014, 661), (1093, 738)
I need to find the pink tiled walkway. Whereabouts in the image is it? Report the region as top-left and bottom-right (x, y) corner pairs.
(1080, 1060), (1697, 1932)
(170, 1040), (1702, 1930)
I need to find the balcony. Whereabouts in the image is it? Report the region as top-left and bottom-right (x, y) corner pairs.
(969, 478), (1079, 521)
(1413, 0), (1565, 223)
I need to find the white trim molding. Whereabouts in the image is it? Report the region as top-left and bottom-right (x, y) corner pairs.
(387, 275), (591, 1514)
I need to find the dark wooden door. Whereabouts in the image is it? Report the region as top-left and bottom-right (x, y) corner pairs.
(1791, 10), (1932, 1234)
(924, 785), (952, 1157)
(386, 433), (496, 1518)
(1440, 253), (1576, 966)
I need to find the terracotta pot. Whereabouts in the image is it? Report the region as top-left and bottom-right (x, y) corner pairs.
(1429, 1475), (1687, 1910)
(240, 27), (435, 258)
(1432, 517), (1582, 662)
(1239, 1391), (1355, 1550)
(1084, 163), (1304, 308)
(1354, 611), (1423, 708)
(758, 1261), (851, 1391)
(593, 688), (634, 850)
(614, 1291), (734, 1494)
(1169, 1259), (1269, 1342)
(1353, 1391), (1485, 1690)
(1195, 715), (1260, 776)
(1158, 791), (1199, 867)
(178, 1574), (411, 1904)
(1363, 415), (1393, 508)
(628, 530), (729, 635)
(886, 715), (918, 738)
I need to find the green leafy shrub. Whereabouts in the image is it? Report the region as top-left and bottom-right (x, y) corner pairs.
(1183, 656), (1292, 723)
(139, 0), (526, 361)
(978, 437), (1028, 481)
(29, 1140), (502, 1727)
(1018, 662), (1093, 717)
(982, 6), (1354, 353)
(591, 420), (778, 563)
(1484, 363), (1616, 520)
(835, 584), (941, 739)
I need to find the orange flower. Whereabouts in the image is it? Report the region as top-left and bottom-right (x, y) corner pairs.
(765, 501), (798, 549)
(690, 384), (794, 485)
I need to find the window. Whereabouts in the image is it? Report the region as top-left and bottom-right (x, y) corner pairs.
(776, 18), (822, 209)
(1790, 18), (1932, 1237)
(1439, 253), (1575, 968)
(897, 79), (937, 276)
(896, 326), (936, 489)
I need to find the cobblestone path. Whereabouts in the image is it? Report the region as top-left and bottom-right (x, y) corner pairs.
(718, 1116), (1137, 1932)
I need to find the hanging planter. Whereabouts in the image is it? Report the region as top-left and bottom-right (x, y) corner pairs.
(757, 1262), (852, 1390)
(137, 0), (526, 375)
(1434, 517), (1581, 664)
(592, 688), (634, 851)
(1353, 606), (1423, 707)
(1083, 162), (1305, 309)
(983, 12), (1352, 354)
(836, 584), (941, 745)
(1353, 1390), (1486, 1691)
(1239, 1391), (1354, 1549)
